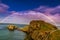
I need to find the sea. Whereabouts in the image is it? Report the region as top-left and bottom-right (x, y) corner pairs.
(0, 23), (60, 40)
(0, 24), (26, 40)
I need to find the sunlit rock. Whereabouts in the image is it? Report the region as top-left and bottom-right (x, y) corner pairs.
(49, 30), (60, 40)
(7, 24), (17, 31)
(17, 20), (58, 40)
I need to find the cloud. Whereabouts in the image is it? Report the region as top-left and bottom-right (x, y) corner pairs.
(0, 3), (59, 26)
(48, 14), (60, 26)
(1, 11), (57, 26)
(35, 6), (60, 14)
(0, 3), (9, 13)
(34, 6), (60, 26)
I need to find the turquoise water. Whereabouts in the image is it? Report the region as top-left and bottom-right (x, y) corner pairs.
(0, 24), (26, 40)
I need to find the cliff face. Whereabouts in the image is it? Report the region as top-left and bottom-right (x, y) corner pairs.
(29, 20), (58, 40)
(30, 20), (57, 31)
(49, 30), (60, 40)
(20, 20), (58, 40)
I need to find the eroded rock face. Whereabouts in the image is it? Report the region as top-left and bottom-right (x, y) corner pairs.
(18, 20), (58, 40)
(49, 30), (60, 40)
(30, 20), (57, 31)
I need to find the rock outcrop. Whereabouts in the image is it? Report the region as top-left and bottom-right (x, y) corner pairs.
(7, 24), (17, 31)
(17, 20), (58, 40)
(7, 20), (59, 40)
(49, 30), (60, 40)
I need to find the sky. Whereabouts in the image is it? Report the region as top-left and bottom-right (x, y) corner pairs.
(0, 0), (60, 26)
